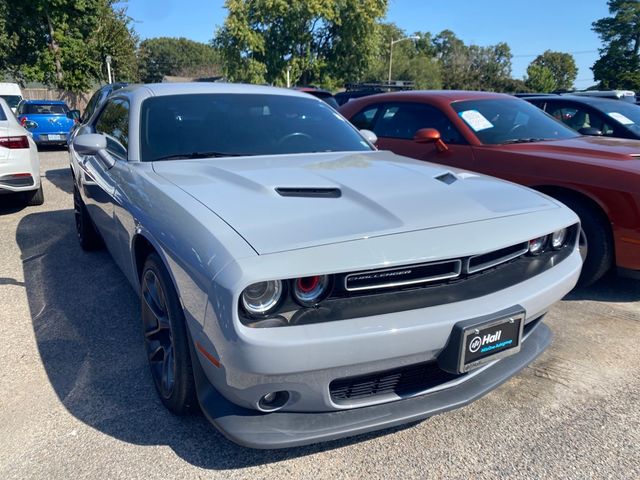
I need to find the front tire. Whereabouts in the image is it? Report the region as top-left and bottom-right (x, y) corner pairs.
(141, 253), (198, 415)
(553, 194), (613, 286)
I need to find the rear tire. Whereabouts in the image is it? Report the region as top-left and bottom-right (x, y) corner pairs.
(73, 184), (102, 250)
(552, 193), (613, 286)
(141, 253), (198, 415)
(25, 185), (44, 206)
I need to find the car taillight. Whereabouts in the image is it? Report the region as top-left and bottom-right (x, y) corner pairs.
(0, 135), (30, 149)
(20, 116), (27, 126)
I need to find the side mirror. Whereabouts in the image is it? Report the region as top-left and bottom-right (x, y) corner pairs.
(359, 129), (378, 146)
(67, 109), (81, 121)
(414, 128), (449, 152)
(578, 127), (603, 136)
(73, 133), (115, 169)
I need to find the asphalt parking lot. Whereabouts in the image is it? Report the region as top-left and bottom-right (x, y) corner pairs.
(1, 149), (639, 479)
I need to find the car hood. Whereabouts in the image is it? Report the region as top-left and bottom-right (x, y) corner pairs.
(498, 136), (640, 162)
(153, 151), (559, 254)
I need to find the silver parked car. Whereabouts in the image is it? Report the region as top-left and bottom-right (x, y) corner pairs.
(69, 83), (582, 449)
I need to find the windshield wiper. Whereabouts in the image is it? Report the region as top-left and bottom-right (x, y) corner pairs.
(154, 151), (252, 161)
(500, 138), (548, 144)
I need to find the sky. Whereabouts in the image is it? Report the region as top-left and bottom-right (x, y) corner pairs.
(124, 0), (611, 89)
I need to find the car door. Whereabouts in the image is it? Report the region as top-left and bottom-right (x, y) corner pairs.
(76, 98), (130, 270)
(352, 102), (475, 169)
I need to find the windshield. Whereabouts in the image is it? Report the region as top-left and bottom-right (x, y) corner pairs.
(0, 95), (21, 109)
(23, 103), (69, 115)
(140, 93), (372, 161)
(452, 98), (578, 145)
(594, 100), (640, 134)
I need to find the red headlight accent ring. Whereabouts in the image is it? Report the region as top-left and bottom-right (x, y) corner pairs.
(292, 275), (330, 306)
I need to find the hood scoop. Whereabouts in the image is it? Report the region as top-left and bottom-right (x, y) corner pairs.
(434, 172), (458, 185)
(275, 187), (342, 198)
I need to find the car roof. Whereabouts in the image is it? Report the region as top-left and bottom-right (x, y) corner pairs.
(118, 82), (313, 100)
(359, 90), (516, 102)
(22, 99), (67, 105)
(524, 94), (627, 107)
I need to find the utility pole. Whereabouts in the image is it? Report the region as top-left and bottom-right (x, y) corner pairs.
(106, 55), (112, 84)
(388, 36), (420, 84)
(286, 66), (291, 88)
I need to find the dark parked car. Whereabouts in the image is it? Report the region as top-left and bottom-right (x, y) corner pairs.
(339, 90), (640, 286)
(294, 87), (339, 109)
(524, 94), (640, 140)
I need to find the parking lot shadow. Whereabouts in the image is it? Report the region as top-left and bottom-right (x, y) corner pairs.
(564, 272), (640, 303)
(45, 167), (73, 194)
(16, 209), (413, 469)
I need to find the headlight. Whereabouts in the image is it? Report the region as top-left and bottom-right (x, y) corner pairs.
(550, 229), (567, 249)
(241, 280), (283, 316)
(528, 236), (547, 255)
(292, 275), (330, 306)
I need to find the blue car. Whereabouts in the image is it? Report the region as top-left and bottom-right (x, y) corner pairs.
(16, 100), (77, 146)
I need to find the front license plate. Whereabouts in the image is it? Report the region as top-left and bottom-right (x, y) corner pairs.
(459, 312), (524, 373)
(48, 134), (62, 140)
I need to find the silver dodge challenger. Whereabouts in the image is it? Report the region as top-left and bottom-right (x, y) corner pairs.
(69, 83), (582, 449)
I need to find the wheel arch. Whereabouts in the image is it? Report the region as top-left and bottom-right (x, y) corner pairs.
(532, 185), (612, 228)
(131, 231), (181, 299)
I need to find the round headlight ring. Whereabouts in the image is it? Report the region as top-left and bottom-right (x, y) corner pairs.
(528, 236), (547, 255)
(241, 280), (283, 317)
(292, 275), (330, 306)
(551, 229), (567, 250)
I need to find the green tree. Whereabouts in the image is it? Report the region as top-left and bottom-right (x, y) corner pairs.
(592, 0), (640, 90)
(214, 0), (388, 88)
(433, 30), (471, 89)
(0, 0), (137, 91)
(364, 24), (441, 88)
(529, 50), (577, 90)
(138, 37), (221, 83)
(433, 31), (513, 91)
(525, 64), (557, 92)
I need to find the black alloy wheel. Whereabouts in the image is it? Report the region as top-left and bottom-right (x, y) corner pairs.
(142, 268), (176, 399)
(140, 253), (198, 414)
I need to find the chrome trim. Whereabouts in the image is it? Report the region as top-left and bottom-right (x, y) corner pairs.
(467, 244), (529, 274)
(344, 259), (462, 292)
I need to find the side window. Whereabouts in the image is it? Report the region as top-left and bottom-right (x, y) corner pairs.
(82, 90), (102, 123)
(546, 103), (615, 135)
(95, 99), (129, 160)
(351, 105), (380, 130)
(372, 102), (466, 144)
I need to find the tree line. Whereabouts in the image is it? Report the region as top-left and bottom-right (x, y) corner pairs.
(0, 0), (638, 94)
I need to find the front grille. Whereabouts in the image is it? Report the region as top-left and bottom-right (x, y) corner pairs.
(344, 260), (462, 292)
(330, 361), (461, 403)
(468, 242), (529, 274)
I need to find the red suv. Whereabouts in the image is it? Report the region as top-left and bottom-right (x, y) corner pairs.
(340, 91), (640, 285)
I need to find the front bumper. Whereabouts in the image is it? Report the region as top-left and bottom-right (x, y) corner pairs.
(193, 321), (552, 449)
(195, 247), (581, 412)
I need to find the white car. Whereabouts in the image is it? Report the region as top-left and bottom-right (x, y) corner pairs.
(0, 98), (43, 205)
(0, 82), (24, 114)
(69, 83), (581, 448)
